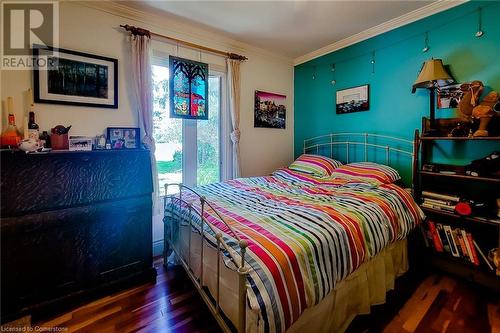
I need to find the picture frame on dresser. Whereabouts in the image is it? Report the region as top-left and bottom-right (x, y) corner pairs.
(33, 45), (118, 108)
(107, 127), (141, 149)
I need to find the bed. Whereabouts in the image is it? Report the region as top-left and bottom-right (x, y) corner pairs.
(163, 132), (424, 333)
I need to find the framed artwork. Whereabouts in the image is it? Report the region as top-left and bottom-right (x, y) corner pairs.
(169, 56), (208, 120)
(106, 127), (141, 149)
(33, 46), (118, 108)
(438, 84), (463, 109)
(336, 84), (370, 114)
(254, 90), (286, 129)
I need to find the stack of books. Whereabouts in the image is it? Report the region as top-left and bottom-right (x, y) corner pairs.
(423, 220), (494, 271)
(421, 191), (459, 213)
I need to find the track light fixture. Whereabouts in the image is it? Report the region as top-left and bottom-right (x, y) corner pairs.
(422, 32), (430, 53)
(371, 52), (375, 74)
(475, 7), (484, 37)
(331, 64), (336, 86)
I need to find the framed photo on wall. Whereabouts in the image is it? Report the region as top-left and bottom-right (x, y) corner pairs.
(336, 84), (369, 114)
(33, 46), (118, 108)
(106, 127), (140, 149)
(437, 84), (463, 109)
(254, 90), (286, 129)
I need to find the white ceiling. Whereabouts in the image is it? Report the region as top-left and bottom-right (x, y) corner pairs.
(119, 1), (435, 59)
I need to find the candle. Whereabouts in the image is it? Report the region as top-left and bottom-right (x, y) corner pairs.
(7, 97), (13, 114)
(23, 116), (29, 139)
(27, 88), (34, 111)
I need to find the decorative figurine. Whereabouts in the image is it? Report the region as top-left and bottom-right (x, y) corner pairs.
(448, 122), (469, 137)
(18, 138), (41, 153)
(488, 248), (500, 276)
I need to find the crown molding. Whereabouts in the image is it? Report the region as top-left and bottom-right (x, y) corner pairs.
(70, 0), (294, 65)
(293, 0), (468, 66)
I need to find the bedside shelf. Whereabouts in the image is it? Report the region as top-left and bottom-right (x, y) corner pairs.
(421, 206), (500, 227)
(419, 171), (500, 183)
(416, 118), (500, 291)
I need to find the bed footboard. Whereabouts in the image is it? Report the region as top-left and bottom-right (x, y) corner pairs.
(164, 184), (249, 333)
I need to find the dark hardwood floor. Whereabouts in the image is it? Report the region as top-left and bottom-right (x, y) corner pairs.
(25, 259), (499, 333)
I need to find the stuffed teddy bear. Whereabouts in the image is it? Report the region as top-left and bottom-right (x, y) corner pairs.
(458, 80), (484, 121)
(472, 91), (498, 137)
(458, 81), (500, 136)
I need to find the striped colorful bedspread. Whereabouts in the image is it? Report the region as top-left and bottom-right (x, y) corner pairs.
(166, 168), (424, 333)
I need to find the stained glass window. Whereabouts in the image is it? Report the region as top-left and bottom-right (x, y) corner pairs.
(169, 56), (208, 120)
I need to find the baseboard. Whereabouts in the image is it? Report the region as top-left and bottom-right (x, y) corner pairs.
(153, 239), (164, 257)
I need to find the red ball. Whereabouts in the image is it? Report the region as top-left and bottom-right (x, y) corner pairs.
(455, 202), (472, 216)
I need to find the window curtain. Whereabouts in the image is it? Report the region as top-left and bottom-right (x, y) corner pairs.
(131, 34), (159, 209)
(227, 59), (242, 179)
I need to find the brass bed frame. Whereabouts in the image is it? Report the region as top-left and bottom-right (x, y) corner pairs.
(164, 131), (419, 333)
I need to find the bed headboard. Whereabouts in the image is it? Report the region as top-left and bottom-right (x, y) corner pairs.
(303, 131), (419, 189)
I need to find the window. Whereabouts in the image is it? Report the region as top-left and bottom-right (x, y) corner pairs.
(152, 56), (228, 195)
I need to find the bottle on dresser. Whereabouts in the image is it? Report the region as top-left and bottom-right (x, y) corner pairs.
(27, 111), (39, 141)
(0, 97), (22, 148)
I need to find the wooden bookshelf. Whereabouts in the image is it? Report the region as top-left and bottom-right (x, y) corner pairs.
(416, 117), (500, 290)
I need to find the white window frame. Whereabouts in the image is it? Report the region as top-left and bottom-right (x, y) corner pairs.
(213, 69), (232, 182)
(150, 52), (231, 189)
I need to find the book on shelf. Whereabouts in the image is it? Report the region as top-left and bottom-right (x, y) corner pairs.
(423, 222), (495, 268)
(465, 233), (480, 266)
(421, 191), (460, 203)
(461, 229), (475, 264)
(455, 231), (469, 262)
(443, 225), (460, 257)
(421, 191), (458, 213)
(436, 223), (451, 253)
(421, 201), (456, 213)
(423, 198), (455, 206)
(427, 220), (443, 252)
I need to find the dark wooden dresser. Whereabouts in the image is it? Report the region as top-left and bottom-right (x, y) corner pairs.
(0, 149), (156, 323)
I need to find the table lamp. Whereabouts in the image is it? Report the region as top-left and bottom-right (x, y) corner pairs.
(412, 59), (454, 136)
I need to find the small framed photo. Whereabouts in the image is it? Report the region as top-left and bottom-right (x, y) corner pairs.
(336, 84), (370, 114)
(438, 84), (463, 109)
(69, 136), (93, 151)
(106, 127), (140, 149)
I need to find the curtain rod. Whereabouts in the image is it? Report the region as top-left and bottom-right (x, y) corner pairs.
(120, 24), (248, 61)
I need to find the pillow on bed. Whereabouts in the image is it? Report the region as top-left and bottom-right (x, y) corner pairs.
(289, 154), (343, 177)
(330, 162), (401, 184)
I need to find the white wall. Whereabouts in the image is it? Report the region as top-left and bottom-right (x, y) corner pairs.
(1, 1), (295, 177)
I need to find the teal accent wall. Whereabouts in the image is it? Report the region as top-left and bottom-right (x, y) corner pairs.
(294, 1), (500, 174)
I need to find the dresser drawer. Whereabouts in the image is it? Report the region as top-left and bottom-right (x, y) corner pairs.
(1, 150), (153, 216)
